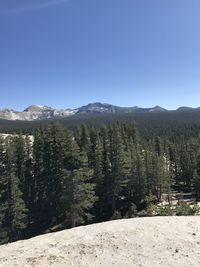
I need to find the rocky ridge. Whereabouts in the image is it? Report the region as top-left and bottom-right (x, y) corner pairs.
(0, 103), (199, 121)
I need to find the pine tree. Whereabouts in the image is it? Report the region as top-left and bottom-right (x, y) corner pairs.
(2, 137), (27, 242)
(133, 149), (146, 205)
(13, 134), (27, 193)
(98, 126), (112, 220)
(155, 136), (163, 157)
(192, 171), (200, 200)
(125, 138), (146, 209)
(62, 138), (97, 228)
(0, 205), (8, 245)
(13, 135), (33, 219)
(7, 173), (28, 241)
(0, 137), (8, 244)
(33, 123), (67, 230)
(180, 144), (195, 188)
(192, 154), (200, 200)
(108, 125), (129, 217)
(44, 123), (67, 224)
(77, 124), (90, 152)
(22, 135), (34, 228)
(91, 131), (104, 221)
(31, 127), (46, 231)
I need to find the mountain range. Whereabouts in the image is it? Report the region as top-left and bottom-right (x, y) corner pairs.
(0, 103), (199, 121)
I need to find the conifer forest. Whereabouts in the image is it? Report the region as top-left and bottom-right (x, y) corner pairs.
(1, 113), (200, 244)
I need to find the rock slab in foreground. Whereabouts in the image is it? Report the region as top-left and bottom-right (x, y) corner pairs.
(0, 217), (200, 267)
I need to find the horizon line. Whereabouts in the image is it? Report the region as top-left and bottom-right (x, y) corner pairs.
(0, 103), (200, 112)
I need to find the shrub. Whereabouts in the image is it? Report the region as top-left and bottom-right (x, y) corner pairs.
(157, 205), (174, 216)
(175, 202), (199, 216)
(146, 204), (157, 216)
(125, 203), (137, 218)
(111, 211), (122, 220)
(145, 194), (157, 207)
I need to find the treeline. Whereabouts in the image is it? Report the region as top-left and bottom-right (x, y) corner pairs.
(1, 111), (200, 141)
(1, 122), (200, 244)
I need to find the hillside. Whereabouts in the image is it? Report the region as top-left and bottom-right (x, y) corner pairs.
(1, 111), (200, 141)
(0, 217), (200, 267)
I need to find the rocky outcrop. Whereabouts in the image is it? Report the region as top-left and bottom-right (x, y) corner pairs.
(0, 217), (200, 267)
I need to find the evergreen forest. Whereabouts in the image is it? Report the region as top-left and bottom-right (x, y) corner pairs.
(1, 114), (200, 244)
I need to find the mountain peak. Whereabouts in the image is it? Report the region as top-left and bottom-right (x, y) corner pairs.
(23, 105), (53, 112)
(176, 106), (195, 112)
(149, 106), (166, 112)
(0, 103), (199, 121)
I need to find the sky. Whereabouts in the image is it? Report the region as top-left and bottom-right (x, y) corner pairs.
(0, 0), (200, 111)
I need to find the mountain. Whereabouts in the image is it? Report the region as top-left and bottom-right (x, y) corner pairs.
(0, 103), (198, 121)
(0, 105), (77, 121)
(176, 106), (200, 112)
(77, 102), (121, 113)
(23, 105), (53, 112)
(77, 103), (167, 114)
(0, 217), (199, 266)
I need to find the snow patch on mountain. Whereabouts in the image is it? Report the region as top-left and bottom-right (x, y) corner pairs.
(0, 105), (77, 121)
(0, 102), (198, 121)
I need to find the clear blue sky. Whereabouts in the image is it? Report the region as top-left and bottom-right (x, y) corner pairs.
(0, 0), (200, 111)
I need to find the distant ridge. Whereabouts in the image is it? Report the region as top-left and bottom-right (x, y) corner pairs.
(176, 106), (200, 112)
(0, 103), (199, 121)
